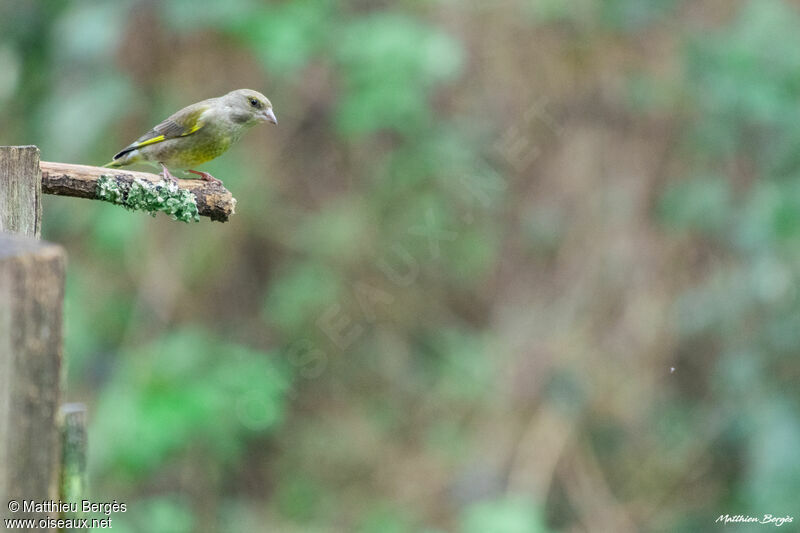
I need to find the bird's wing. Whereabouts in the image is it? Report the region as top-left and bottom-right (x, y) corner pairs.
(112, 100), (214, 160)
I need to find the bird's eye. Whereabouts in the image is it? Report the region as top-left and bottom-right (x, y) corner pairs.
(249, 98), (259, 108)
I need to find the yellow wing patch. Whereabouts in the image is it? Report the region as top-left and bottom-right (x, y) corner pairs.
(131, 124), (202, 150)
(132, 134), (166, 149)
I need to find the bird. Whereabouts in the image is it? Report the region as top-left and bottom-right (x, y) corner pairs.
(105, 89), (277, 184)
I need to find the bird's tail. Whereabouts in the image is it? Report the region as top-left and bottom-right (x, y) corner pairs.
(104, 148), (141, 168)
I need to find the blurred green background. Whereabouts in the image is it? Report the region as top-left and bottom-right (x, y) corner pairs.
(2, 0), (799, 531)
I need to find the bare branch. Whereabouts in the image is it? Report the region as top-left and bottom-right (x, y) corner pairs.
(40, 161), (237, 222)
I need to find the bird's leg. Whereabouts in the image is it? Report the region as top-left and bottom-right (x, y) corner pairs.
(188, 169), (223, 185)
(159, 163), (180, 185)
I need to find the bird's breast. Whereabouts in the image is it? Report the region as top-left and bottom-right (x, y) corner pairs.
(151, 129), (235, 168)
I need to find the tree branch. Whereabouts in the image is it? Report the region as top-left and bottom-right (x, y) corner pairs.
(40, 161), (237, 222)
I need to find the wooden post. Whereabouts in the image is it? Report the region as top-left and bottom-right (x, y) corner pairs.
(0, 146), (65, 530)
(0, 235), (65, 525)
(0, 146), (42, 238)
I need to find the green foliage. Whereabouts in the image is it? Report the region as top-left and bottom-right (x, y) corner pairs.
(91, 330), (289, 478)
(110, 497), (195, 533)
(97, 175), (200, 222)
(0, 44), (21, 107)
(527, 0), (680, 31)
(357, 505), (415, 533)
(460, 497), (551, 533)
(659, 175), (731, 233)
(662, 0), (800, 515)
(334, 14), (464, 137)
(159, 0), (261, 33)
(428, 328), (494, 403)
(599, 0), (680, 31)
(745, 399), (800, 512)
(39, 76), (134, 160)
(263, 261), (343, 333)
(234, 0), (334, 74)
(293, 198), (372, 262)
(275, 477), (325, 523)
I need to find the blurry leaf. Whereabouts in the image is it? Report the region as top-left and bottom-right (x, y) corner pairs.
(525, 0), (595, 24)
(745, 400), (800, 511)
(263, 261), (343, 332)
(234, 0), (333, 74)
(89, 204), (146, 255)
(357, 505), (414, 533)
(430, 329), (494, 402)
(0, 44), (20, 106)
(91, 330), (289, 478)
(460, 496), (550, 533)
(293, 198), (372, 262)
(424, 419), (470, 460)
(600, 0), (680, 32)
(276, 477), (324, 523)
(763, 311), (800, 353)
(160, 0), (260, 32)
(732, 180), (800, 253)
(112, 497), (194, 533)
(63, 270), (132, 382)
(659, 176), (731, 233)
(217, 500), (268, 533)
(335, 14), (464, 137)
(732, 183), (781, 253)
(714, 350), (763, 396)
(38, 75), (134, 160)
(747, 255), (792, 304)
(386, 128), (478, 189)
(625, 73), (682, 114)
(686, 0), (800, 149)
(53, 1), (127, 64)
(446, 226), (500, 285)
(527, 0), (680, 31)
(673, 268), (749, 337)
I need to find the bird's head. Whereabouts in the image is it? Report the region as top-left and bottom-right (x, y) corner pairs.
(223, 89), (277, 127)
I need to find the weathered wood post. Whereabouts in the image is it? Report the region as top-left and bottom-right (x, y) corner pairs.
(0, 146), (65, 530)
(0, 145), (42, 237)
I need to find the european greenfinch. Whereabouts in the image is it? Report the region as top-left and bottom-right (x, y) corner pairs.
(105, 89), (277, 184)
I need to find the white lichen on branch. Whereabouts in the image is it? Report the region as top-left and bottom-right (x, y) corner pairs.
(96, 175), (200, 222)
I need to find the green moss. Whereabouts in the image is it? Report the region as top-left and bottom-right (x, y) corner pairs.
(96, 175), (200, 223)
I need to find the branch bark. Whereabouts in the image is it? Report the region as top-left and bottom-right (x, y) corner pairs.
(40, 161), (237, 222)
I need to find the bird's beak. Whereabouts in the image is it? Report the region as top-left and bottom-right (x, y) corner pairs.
(260, 108), (278, 125)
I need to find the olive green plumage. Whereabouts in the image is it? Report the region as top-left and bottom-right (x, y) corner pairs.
(105, 89), (277, 180)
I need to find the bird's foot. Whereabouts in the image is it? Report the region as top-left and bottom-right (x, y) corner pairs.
(188, 169), (223, 185)
(159, 163), (180, 186)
